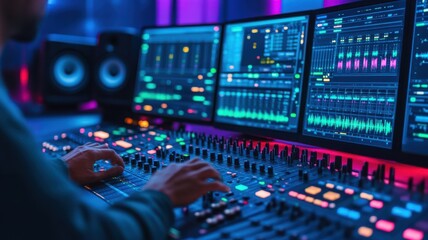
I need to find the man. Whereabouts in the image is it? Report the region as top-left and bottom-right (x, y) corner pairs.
(0, 0), (229, 239)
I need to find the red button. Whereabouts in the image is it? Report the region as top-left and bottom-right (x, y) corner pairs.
(403, 228), (424, 240)
(375, 220), (395, 233)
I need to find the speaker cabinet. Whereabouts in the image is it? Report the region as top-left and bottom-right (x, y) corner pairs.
(40, 35), (96, 106)
(95, 29), (140, 107)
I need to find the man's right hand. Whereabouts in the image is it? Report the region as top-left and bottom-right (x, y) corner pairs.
(142, 158), (230, 206)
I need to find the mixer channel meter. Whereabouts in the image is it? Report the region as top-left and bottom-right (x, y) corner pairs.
(133, 25), (222, 121)
(303, 1), (406, 148)
(215, 16), (309, 132)
(403, 0), (428, 156)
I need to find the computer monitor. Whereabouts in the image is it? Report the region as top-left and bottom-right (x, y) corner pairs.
(215, 15), (310, 133)
(403, 0), (428, 156)
(303, 0), (406, 149)
(133, 25), (222, 121)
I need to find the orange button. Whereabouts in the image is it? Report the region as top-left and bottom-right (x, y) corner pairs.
(255, 190), (271, 199)
(115, 140), (132, 149)
(358, 226), (373, 238)
(323, 191), (341, 201)
(305, 186), (322, 195)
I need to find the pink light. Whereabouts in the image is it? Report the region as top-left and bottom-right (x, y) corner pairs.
(135, 105), (142, 111)
(381, 58), (387, 69)
(369, 200), (384, 209)
(79, 100), (98, 111)
(390, 58), (397, 70)
(345, 60), (352, 70)
(19, 66), (31, 102)
(363, 58), (368, 70)
(403, 228), (424, 240)
(354, 59), (360, 71)
(268, 0), (282, 15)
(376, 219), (395, 233)
(156, 0), (172, 26)
(371, 58), (378, 71)
(214, 26), (220, 32)
(337, 61), (344, 70)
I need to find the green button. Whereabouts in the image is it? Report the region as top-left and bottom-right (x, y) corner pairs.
(235, 184), (249, 191)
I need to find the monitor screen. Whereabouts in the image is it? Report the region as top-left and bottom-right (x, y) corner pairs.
(215, 16), (310, 132)
(403, 0), (428, 156)
(303, 1), (406, 149)
(133, 25), (222, 121)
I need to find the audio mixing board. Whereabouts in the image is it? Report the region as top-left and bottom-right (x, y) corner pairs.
(41, 121), (428, 240)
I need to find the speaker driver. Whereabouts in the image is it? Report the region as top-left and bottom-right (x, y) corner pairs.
(53, 54), (86, 90)
(99, 57), (126, 90)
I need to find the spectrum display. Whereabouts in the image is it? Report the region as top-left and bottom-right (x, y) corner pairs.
(215, 16), (309, 132)
(133, 26), (221, 121)
(403, 0), (428, 156)
(303, 1), (406, 148)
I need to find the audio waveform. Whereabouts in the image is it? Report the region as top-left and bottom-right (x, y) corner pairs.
(217, 108), (289, 123)
(307, 114), (393, 136)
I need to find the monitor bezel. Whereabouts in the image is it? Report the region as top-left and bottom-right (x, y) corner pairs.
(212, 10), (315, 143)
(132, 23), (224, 125)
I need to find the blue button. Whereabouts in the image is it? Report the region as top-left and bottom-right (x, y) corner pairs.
(392, 206), (412, 218)
(337, 207), (360, 220)
(406, 202), (423, 213)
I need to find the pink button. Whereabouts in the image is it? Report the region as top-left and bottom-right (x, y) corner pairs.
(403, 228), (424, 240)
(375, 220), (395, 233)
(369, 200), (384, 209)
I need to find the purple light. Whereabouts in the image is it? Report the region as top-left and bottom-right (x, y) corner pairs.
(205, 0), (220, 23)
(177, 0), (219, 25)
(177, 0), (203, 25)
(324, 0), (360, 7)
(79, 100), (98, 111)
(156, 0), (172, 26)
(268, 0), (282, 15)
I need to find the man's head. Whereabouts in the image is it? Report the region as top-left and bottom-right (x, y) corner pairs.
(0, 0), (47, 42)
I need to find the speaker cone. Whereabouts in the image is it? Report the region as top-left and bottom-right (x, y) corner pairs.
(53, 54), (86, 91)
(98, 57), (127, 90)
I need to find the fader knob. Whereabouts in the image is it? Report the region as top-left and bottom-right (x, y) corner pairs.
(244, 160), (250, 170)
(234, 158), (240, 167)
(267, 166), (274, 176)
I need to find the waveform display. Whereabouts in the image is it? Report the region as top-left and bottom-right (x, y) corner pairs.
(305, 1), (406, 149)
(307, 114), (393, 136)
(216, 16), (309, 132)
(216, 89), (298, 132)
(133, 25), (221, 121)
(403, 0), (428, 156)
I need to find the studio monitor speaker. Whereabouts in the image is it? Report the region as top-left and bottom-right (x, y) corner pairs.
(94, 29), (140, 107)
(40, 35), (96, 106)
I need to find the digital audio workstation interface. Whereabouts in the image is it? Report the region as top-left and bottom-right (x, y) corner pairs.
(303, 1), (406, 149)
(216, 16), (309, 132)
(133, 25), (222, 121)
(403, 0), (428, 156)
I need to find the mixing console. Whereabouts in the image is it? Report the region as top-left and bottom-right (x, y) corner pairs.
(41, 121), (428, 240)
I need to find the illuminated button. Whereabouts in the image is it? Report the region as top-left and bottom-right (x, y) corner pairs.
(297, 194), (306, 200)
(375, 219), (395, 233)
(336, 185), (344, 191)
(146, 150), (156, 155)
(305, 186), (322, 195)
(313, 199), (322, 206)
(305, 196), (314, 203)
(326, 183), (335, 189)
(369, 200), (384, 209)
(360, 192), (374, 201)
(344, 188), (355, 195)
(323, 191), (341, 201)
(115, 140), (132, 149)
(288, 191), (298, 198)
(148, 131), (156, 136)
(255, 190), (271, 199)
(166, 144), (173, 150)
(391, 206), (412, 218)
(235, 184), (248, 191)
(337, 207), (361, 220)
(403, 228), (424, 240)
(358, 226), (373, 238)
(406, 202), (423, 213)
(94, 131), (110, 139)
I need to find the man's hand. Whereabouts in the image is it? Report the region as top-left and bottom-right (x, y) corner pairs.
(142, 158), (230, 206)
(62, 143), (124, 185)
